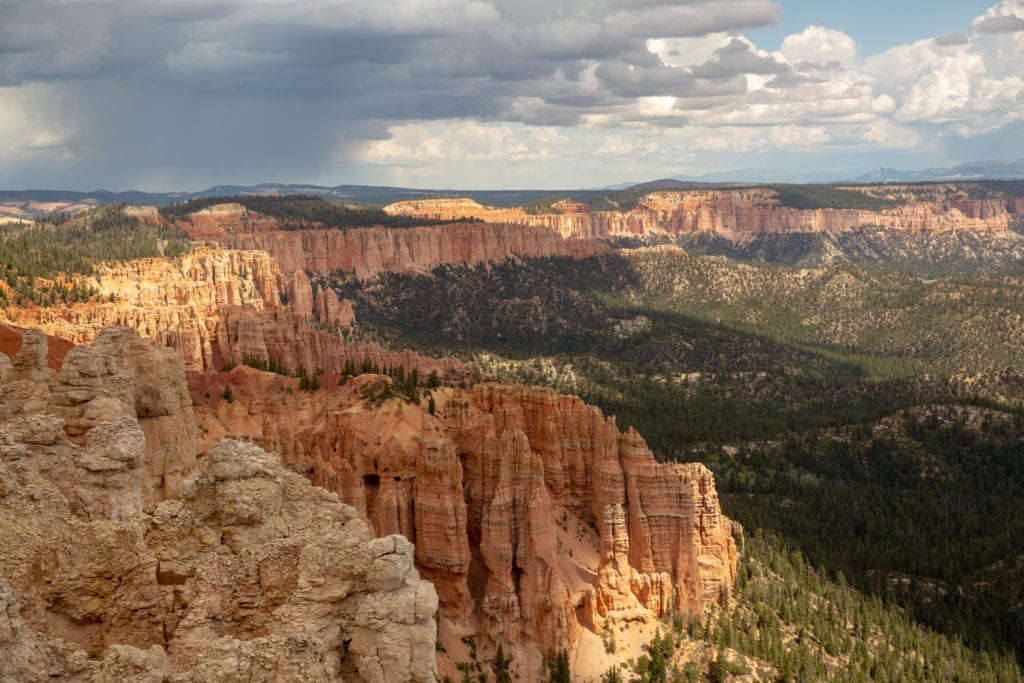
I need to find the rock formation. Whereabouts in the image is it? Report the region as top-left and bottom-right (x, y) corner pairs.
(0, 328), (438, 681)
(0, 321), (74, 370)
(384, 198), (530, 223)
(384, 189), (1024, 243)
(215, 222), (610, 279)
(171, 204), (610, 279)
(190, 371), (737, 678)
(0, 250), (471, 382)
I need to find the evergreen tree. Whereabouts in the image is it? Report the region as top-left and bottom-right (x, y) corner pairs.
(492, 644), (511, 683)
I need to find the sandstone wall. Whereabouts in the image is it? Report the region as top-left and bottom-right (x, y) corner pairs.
(0, 250), (471, 381)
(190, 373), (737, 674)
(382, 191), (1024, 243)
(521, 194), (1020, 241)
(216, 222), (611, 279)
(174, 203), (609, 279)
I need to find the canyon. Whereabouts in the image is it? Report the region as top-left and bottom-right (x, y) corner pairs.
(0, 325), (737, 681)
(5, 183), (1024, 679)
(3, 181), (1024, 679)
(0, 193), (741, 676)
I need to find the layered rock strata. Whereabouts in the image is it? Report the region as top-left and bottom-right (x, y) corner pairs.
(0, 328), (438, 681)
(0, 250), (470, 381)
(216, 223), (611, 279)
(383, 198), (529, 223)
(384, 190), (1024, 242)
(174, 204), (611, 279)
(191, 371), (737, 676)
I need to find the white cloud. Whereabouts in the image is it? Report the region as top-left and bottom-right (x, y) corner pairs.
(356, 121), (561, 164)
(636, 96), (679, 118)
(647, 34), (734, 69)
(862, 121), (923, 149)
(779, 26), (858, 68)
(972, 0), (1024, 33)
(596, 135), (659, 157)
(862, 18), (1024, 134)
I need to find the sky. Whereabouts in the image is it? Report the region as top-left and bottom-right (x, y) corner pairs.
(1, 0), (1022, 191)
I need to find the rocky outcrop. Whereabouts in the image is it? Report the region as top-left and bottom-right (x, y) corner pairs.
(0, 322), (75, 370)
(461, 385), (736, 625)
(0, 329), (438, 682)
(386, 191), (1024, 243)
(178, 202), (284, 241)
(190, 372), (737, 677)
(0, 326), (196, 507)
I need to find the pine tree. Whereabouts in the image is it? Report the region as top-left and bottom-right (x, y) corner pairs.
(492, 644), (512, 683)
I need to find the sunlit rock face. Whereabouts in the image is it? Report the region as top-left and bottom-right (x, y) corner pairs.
(193, 372), (738, 678)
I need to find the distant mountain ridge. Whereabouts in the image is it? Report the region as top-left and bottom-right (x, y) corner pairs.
(3, 159), (1024, 218)
(0, 185), (610, 216)
(854, 159), (1024, 183)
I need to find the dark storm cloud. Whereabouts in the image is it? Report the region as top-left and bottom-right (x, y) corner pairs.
(0, 0), (113, 84)
(1, 0), (783, 94)
(688, 39), (786, 78)
(0, 0), (785, 188)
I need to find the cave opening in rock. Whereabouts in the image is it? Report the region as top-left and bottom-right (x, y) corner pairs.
(363, 474), (380, 520)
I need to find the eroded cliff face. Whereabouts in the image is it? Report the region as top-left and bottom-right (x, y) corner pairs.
(0, 328), (438, 682)
(172, 203), (610, 279)
(384, 198), (530, 223)
(190, 371), (737, 679)
(0, 250), (471, 382)
(214, 223), (611, 279)
(1, 249), (313, 372)
(385, 191), (1024, 242)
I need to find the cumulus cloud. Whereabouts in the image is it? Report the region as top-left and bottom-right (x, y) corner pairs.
(779, 26), (858, 68)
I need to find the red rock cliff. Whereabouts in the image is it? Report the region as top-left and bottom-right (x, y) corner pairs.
(0, 249), (470, 382)
(190, 372), (737, 676)
(386, 191), (1024, 242)
(174, 203), (611, 278)
(218, 223), (610, 278)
